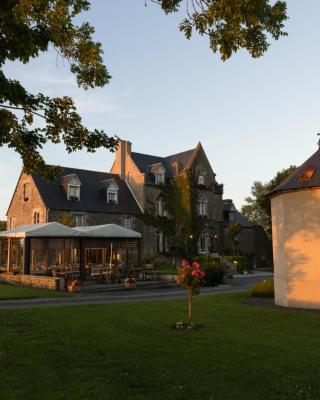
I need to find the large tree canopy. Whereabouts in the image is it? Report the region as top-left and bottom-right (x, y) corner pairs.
(0, 0), (118, 179)
(241, 165), (296, 236)
(1, 0), (288, 179)
(153, 0), (288, 60)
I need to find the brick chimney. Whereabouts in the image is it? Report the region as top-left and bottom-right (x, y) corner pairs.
(117, 140), (132, 180)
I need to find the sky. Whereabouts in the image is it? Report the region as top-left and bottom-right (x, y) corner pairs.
(1, 0), (320, 219)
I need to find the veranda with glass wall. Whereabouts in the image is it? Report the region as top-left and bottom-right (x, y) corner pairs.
(0, 223), (141, 281)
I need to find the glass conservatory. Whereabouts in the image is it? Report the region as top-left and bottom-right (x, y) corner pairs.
(0, 222), (141, 281)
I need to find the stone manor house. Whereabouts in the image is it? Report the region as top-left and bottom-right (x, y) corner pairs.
(7, 141), (225, 256)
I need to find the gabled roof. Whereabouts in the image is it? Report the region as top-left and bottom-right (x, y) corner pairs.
(270, 149), (320, 196)
(0, 222), (76, 238)
(223, 200), (253, 228)
(32, 167), (142, 214)
(131, 148), (195, 177)
(74, 224), (141, 238)
(0, 223), (141, 239)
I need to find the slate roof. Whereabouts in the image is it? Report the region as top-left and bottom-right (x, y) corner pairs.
(223, 200), (253, 228)
(32, 167), (142, 214)
(270, 148), (320, 196)
(131, 148), (195, 177)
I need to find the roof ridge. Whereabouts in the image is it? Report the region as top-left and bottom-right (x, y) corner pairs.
(36, 165), (119, 176)
(132, 147), (195, 160)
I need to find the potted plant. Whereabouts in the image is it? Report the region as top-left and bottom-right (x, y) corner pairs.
(124, 265), (136, 289)
(124, 275), (136, 289)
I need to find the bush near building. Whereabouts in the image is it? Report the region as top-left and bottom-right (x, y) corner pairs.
(250, 279), (274, 298)
(225, 256), (247, 274)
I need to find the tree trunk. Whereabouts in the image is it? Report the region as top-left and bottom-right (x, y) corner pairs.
(188, 291), (192, 322)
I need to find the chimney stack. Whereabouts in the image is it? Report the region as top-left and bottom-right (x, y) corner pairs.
(118, 140), (132, 180)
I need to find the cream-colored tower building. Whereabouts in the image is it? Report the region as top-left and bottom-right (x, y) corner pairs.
(271, 147), (320, 308)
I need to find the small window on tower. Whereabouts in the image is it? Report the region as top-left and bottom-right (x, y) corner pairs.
(297, 166), (315, 183)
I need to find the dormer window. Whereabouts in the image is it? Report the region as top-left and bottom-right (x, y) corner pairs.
(68, 185), (80, 200)
(100, 178), (119, 205)
(297, 166), (315, 183)
(61, 174), (82, 201)
(107, 191), (118, 204)
(156, 172), (165, 185)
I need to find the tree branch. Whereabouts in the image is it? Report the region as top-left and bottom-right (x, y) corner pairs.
(0, 105), (46, 120)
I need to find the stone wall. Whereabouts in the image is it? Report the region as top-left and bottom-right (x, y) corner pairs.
(48, 210), (143, 232)
(0, 273), (64, 291)
(7, 172), (47, 228)
(110, 140), (145, 209)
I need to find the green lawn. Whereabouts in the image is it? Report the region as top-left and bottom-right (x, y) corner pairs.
(0, 283), (73, 300)
(1, 292), (320, 400)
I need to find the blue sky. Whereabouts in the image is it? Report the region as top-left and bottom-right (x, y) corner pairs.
(1, 0), (320, 219)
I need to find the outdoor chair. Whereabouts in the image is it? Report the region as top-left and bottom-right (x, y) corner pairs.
(101, 266), (111, 281)
(90, 266), (101, 280)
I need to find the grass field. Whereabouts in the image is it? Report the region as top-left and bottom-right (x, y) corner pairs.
(1, 292), (320, 400)
(0, 283), (73, 300)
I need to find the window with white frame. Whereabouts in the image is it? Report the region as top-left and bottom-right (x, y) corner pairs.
(197, 195), (208, 216)
(124, 217), (133, 230)
(229, 211), (235, 221)
(155, 172), (165, 185)
(198, 234), (209, 254)
(156, 231), (168, 253)
(68, 185), (80, 200)
(10, 218), (16, 229)
(156, 197), (166, 217)
(198, 174), (205, 185)
(23, 183), (30, 200)
(107, 190), (118, 204)
(74, 214), (85, 227)
(33, 212), (40, 224)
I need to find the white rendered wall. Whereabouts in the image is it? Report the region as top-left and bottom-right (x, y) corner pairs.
(271, 189), (320, 308)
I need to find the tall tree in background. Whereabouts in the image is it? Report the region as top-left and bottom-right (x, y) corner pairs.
(241, 165), (296, 236)
(141, 171), (204, 259)
(1, 0), (288, 179)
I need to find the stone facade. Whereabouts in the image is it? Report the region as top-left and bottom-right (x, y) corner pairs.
(48, 210), (143, 233)
(7, 172), (47, 228)
(0, 273), (64, 291)
(7, 141), (225, 258)
(111, 141), (224, 255)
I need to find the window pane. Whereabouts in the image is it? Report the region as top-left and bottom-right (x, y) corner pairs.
(0, 238), (8, 272)
(10, 239), (24, 273)
(31, 239), (48, 275)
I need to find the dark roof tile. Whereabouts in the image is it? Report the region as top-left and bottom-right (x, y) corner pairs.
(32, 167), (142, 214)
(270, 149), (320, 196)
(131, 148), (195, 177)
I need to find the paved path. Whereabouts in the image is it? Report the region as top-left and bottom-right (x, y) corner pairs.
(0, 272), (273, 309)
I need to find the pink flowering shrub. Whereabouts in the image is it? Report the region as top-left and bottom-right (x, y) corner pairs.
(176, 260), (206, 323)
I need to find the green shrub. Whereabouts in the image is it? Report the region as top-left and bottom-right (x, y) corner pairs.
(225, 256), (247, 274)
(201, 264), (225, 287)
(153, 257), (172, 269)
(250, 279), (274, 298)
(193, 256), (220, 268)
